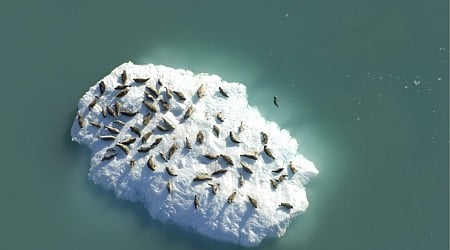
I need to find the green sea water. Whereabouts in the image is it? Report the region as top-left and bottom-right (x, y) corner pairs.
(0, 1), (448, 249)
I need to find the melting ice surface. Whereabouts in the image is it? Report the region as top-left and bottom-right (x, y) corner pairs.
(71, 62), (318, 247)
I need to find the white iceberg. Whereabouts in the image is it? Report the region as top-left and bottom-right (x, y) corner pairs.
(71, 62), (318, 247)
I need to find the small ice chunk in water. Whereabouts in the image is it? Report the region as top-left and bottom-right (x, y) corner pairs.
(71, 62), (318, 247)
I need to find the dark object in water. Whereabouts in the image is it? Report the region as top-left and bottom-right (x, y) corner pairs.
(273, 96), (279, 107)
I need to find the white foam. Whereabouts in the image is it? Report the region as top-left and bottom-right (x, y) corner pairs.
(71, 62), (318, 247)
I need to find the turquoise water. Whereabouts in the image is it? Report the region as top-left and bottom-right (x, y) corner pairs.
(0, 1), (448, 249)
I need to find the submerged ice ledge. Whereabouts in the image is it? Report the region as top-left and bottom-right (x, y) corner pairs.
(71, 62), (318, 247)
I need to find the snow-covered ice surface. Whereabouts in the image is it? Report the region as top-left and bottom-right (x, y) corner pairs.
(71, 62), (318, 247)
